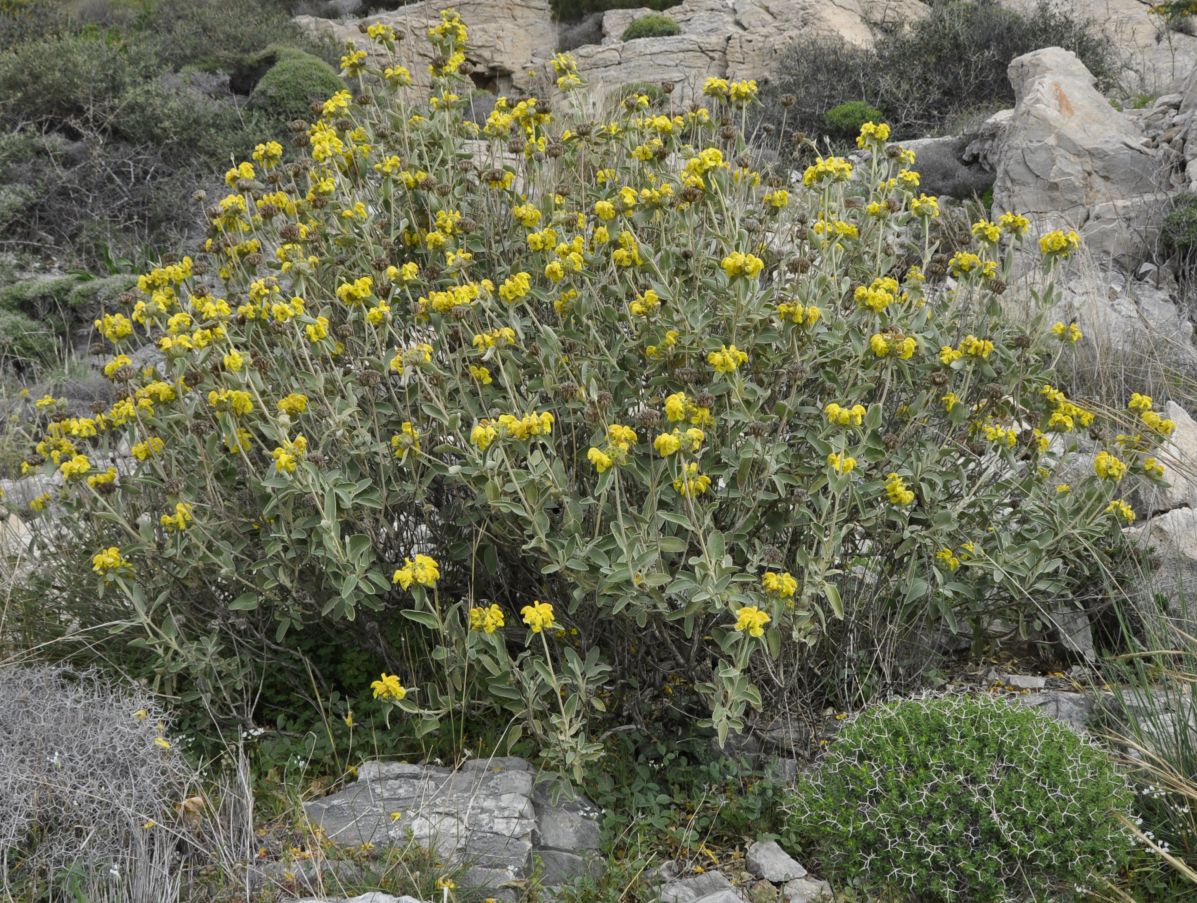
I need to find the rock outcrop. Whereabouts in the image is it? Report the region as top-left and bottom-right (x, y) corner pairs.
(993, 47), (1163, 264)
(574, 0), (928, 105)
(295, 0), (558, 96)
(304, 757), (600, 897)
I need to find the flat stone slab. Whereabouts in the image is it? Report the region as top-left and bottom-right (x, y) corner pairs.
(660, 871), (738, 903)
(783, 877), (832, 903)
(303, 757), (600, 892)
(746, 840), (807, 883)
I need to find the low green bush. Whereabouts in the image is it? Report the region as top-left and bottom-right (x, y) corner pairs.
(249, 49), (345, 124)
(787, 694), (1134, 901)
(0, 308), (55, 368)
(621, 13), (680, 41)
(824, 100), (884, 140)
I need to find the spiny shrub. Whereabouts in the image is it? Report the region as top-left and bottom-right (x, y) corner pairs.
(786, 694), (1135, 901)
(10, 15), (1172, 777)
(621, 14), (680, 41)
(0, 665), (192, 893)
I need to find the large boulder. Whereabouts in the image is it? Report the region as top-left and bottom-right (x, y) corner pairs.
(898, 134), (995, 198)
(1126, 506), (1197, 628)
(993, 47), (1163, 265)
(295, 0), (557, 96)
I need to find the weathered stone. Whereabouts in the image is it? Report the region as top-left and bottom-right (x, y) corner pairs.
(304, 758), (599, 892)
(692, 891), (751, 903)
(1001, 674), (1047, 690)
(535, 849), (602, 885)
(993, 48), (1160, 265)
(1052, 266), (1194, 355)
(295, 0), (557, 96)
(1001, 0), (1197, 93)
(782, 876), (832, 903)
(898, 135), (994, 198)
(573, 0), (927, 106)
(746, 840), (807, 883)
(660, 870), (736, 903)
(1126, 506), (1197, 627)
(1013, 690), (1096, 733)
(291, 895), (422, 903)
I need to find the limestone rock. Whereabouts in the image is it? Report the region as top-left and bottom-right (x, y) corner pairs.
(993, 47), (1161, 265)
(660, 871), (739, 903)
(1013, 690), (1096, 733)
(290, 891), (426, 895)
(1000, 0), (1197, 93)
(574, 0), (928, 106)
(1052, 267), (1194, 354)
(1127, 506), (1197, 623)
(304, 758), (600, 892)
(746, 840), (807, 883)
(295, 0), (557, 96)
(782, 877), (833, 903)
(898, 134), (994, 198)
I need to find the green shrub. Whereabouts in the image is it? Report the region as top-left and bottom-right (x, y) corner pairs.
(621, 14), (680, 41)
(1162, 194), (1197, 257)
(823, 101), (884, 140)
(0, 308), (55, 367)
(249, 49), (344, 124)
(787, 694), (1134, 901)
(11, 17), (1163, 776)
(762, 0), (1119, 145)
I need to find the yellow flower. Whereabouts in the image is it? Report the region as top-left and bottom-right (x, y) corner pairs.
(92, 546), (131, 575)
(910, 194), (939, 218)
(469, 364), (493, 385)
(802, 156), (853, 187)
(58, 454), (91, 481)
(391, 422), (421, 461)
(469, 603), (505, 634)
(763, 189), (789, 209)
(998, 212), (1030, 236)
(707, 344), (748, 374)
(278, 393), (308, 416)
(629, 288), (661, 317)
(272, 436), (308, 474)
(827, 452), (856, 475)
(608, 424), (637, 450)
(884, 472), (915, 506)
(734, 606), (770, 637)
(1106, 499), (1135, 524)
(654, 432), (681, 456)
(824, 402), (867, 428)
(672, 462), (711, 498)
(521, 600), (555, 633)
(971, 220), (1001, 244)
(132, 437), (165, 461)
(936, 548), (961, 571)
(393, 553), (440, 590)
(371, 673), (407, 702)
(499, 271), (532, 304)
(760, 571), (797, 599)
(160, 502), (193, 532)
(1128, 392), (1154, 413)
(1094, 450), (1127, 481)
(587, 447), (613, 473)
(853, 276), (900, 312)
(471, 422), (498, 450)
(1050, 321), (1083, 343)
(1039, 229), (1081, 258)
(720, 252), (764, 280)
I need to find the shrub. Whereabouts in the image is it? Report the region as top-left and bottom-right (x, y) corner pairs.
(11, 16), (1166, 777)
(1162, 193), (1197, 258)
(0, 308), (55, 368)
(787, 694), (1135, 901)
(0, 665), (193, 895)
(823, 100), (884, 141)
(249, 49), (345, 124)
(761, 0), (1119, 145)
(621, 14), (680, 41)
